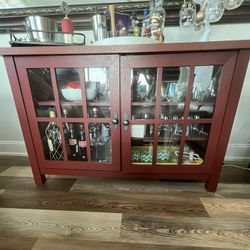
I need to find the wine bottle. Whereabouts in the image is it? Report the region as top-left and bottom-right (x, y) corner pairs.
(78, 124), (87, 161)
(45, 111), (64, 160)
(68, 123), (79, 160)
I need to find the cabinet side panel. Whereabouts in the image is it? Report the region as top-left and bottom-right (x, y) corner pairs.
(3, 56), (45, 184)
(206, 50), (250, 192)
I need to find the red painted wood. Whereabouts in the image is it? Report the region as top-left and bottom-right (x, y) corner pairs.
(177, 66), (195, 166)
(121, 51), (237, 175)
(3, 57), (46, 185)
(14, 55), (121, 172)
(1, 40), (250, 56)
(43, 167), (210, 180)
(2, 42), (249, 191)
(152, 67), (163, 165)
(205, 50), (250, 192)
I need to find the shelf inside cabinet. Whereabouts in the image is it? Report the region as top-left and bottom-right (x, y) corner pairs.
(132, 136), (208, 142)
(38, 101), (110, 106)
(132, 102), (155, 107)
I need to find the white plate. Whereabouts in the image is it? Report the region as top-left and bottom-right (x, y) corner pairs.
(92, 36), (161, 46)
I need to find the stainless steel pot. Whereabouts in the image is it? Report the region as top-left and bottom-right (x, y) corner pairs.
(24, 16), (58, 42)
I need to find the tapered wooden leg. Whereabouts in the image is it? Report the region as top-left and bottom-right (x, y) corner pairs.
(205, 177), (219, 192)
(34, 174), (46, 185)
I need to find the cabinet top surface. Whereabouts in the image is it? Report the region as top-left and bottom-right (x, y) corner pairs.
(1, 40), (250, 56)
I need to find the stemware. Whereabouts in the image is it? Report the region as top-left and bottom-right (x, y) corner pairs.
(179, 1), (196, 28)
(224, 0), (244, 10)
(206, 0), (225, 23)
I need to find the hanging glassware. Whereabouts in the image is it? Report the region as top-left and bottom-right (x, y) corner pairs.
(192, 0), (207, 5)
(224, 0), (244, 10)
(205, 0), (225, 23)
(179, 0), (196, 28)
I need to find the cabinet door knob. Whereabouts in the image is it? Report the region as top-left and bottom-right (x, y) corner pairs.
(123, 120), (129, 126)
(112, 112), (118, 130)
(123, 113), (129, 131)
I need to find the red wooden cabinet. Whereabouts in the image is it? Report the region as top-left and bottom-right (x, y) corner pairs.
(1, 42), (250, 192)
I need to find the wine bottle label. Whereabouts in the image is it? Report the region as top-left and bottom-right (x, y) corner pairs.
(69, 139), (77, 145)
(47, 138), (54, 152)
(79, 140), (87, 148)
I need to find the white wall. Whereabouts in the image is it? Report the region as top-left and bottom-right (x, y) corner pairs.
(0, 23), (250, 160)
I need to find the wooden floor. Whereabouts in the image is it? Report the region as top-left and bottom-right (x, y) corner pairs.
(0, 156), (250, 250)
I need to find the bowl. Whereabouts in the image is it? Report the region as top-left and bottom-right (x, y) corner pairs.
(86, 88), (97, 101)
(61, 88), (82, 101)
(92, 36), (161, 45)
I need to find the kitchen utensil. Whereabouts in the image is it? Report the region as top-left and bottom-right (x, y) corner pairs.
(25, 15), (58, 42)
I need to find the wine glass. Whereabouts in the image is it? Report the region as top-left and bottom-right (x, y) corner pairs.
(179, 1), (196, 28)
(205, 0), (225, 23)
(224, 0), (244, 10)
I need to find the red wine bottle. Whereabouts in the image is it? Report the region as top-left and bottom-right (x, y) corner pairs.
(68, 123), (78, 160)
(78, 124), (87, 161)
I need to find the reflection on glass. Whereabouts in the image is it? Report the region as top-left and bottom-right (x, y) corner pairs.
(131, 124), (154, 165)
(157, 123), (182, 165)
(89, 123), (112, 162)
(84, 68), (110, 118)
(160, 67), (189, 119)
(56, 68), (83, 118)
(131, 68), (157, 120)
(38, 122), (64, 161)
(189, 65), (222, 119)
(27, 68), (56, 117)
(63, 122), (88, 161)
(182, 123), (211, 165)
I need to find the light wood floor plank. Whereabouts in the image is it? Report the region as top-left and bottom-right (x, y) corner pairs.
(32, 238), (231, 250)
(0, 166), (33, 177)
(121, 214), (250, 249)
(201, 197), (250, 218)
(0, 208), (122, 240)
(0, 189), (209, 218)
(0, 236), (37, 250)
(0, 189), (5, 194)
(0, 176), (76, 191)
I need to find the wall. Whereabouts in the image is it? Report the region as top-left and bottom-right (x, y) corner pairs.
(0, 24), (250, 160)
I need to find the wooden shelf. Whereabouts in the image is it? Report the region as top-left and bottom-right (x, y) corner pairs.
(38, 101), (110, 107)
(132, 136), (208, 142)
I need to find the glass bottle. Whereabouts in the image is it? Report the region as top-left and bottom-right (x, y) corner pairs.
(68, 123), (79, 160)
(141, 8), (150, 37)
(45, 110), (64, 160)
(149, 0), (166, 42)
(78, 124), (88, 161)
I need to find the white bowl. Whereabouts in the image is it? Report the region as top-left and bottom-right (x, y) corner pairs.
(86, 88), (97, 101)
(92, 36), (161, 46)
(61, 88), (82, 101)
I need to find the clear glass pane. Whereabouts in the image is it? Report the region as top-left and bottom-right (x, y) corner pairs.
(189, 65), (222, 119)
(157, 123), (182, 165)
(182, 123), (211, 165)
(160, 67), (189, 119)
(27, 68), (56, 117)
(131, 68), (157, 120)
(131, 124), (154, 165)
(84, 68), (111, 118)
(56, 68), (83, 118)
(38, 122), (64, 161)
(63, 122), (88, 161)
(89, 123), (112, 162)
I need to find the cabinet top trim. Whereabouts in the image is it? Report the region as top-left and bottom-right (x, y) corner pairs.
(1, 40), (250, 56)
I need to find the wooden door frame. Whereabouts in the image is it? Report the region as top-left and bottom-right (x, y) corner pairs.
(14, 55), (121, 172)
(121, 51), (238, 175)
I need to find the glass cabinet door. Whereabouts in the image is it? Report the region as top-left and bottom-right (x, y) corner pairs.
(121, 52), (237, 173)
(15, 55), (120, 171)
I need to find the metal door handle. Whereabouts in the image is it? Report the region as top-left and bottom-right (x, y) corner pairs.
(112, 112), (118, 130)
(123, 113), (129, 131)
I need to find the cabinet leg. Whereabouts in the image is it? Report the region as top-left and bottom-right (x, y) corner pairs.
(205, 177), (219, 192)
(33, 173), (46, 185)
